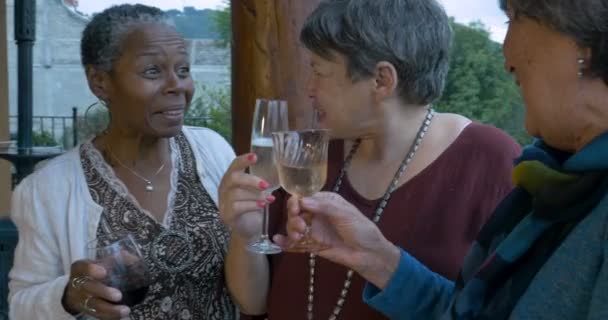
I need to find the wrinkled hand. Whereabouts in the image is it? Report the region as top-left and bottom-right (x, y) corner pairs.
(62, 260), (130, 319)
(218, 153), (275, 240)
(274, 192), (401, 288)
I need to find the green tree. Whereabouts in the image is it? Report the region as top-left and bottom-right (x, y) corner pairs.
(166, 8), (220, 39)
(185, 84), (232, 143)
(435, 20), (532, 145)
(211, 0), (231, 47)
(33, 131), (59, 146)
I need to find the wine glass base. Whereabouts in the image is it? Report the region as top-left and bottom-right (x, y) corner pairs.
(247, 239), (282, 255)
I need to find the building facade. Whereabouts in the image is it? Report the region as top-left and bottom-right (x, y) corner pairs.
(5, 0), (230, 136)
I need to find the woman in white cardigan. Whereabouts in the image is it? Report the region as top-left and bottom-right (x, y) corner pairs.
(9, 4), (236, 320)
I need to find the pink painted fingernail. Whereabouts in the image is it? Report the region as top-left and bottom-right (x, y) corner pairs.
(120, 307), (131, 316)
(259, 181), (269, 190)
(111, 289), (122, 301)
(257, 201), (267, 208)
(266, 195), (276, 202)
(247, 154), (256, 162)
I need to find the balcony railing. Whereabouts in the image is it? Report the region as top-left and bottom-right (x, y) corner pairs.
(8, 109), (214, 151)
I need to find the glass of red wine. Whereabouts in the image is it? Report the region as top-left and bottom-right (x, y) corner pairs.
(88, 234), (151, 307)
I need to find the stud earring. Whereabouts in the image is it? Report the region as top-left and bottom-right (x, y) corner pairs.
(577, 58), (585, 78)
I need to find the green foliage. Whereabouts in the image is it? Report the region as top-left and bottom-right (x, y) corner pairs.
(435, 20), (532, 145)
(211, 0), (231, 47)
(185, 84), (232, 143)
(33, 131), (59, 146)
(165, 8), (221, 39)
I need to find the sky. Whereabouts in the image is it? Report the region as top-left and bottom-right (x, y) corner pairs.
(75, 0), (227, 13)
(73, 0), (507, 42)
(439, 0), (507, 42)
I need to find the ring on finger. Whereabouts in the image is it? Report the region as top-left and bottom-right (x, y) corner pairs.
(80, 296), (97, 314)
(71, 276), (92, 290)
(303, 225), (313, 244)
(303, 225), (311, 237)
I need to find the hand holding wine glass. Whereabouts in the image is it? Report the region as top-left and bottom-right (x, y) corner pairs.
(246, 99), (289, 254)
(63, 235), (148, 319)
(275, 192), (401, 289)
(63, 235), (150, 319)
(63, 260), (131, 319)
(89, 235), (151, 308)
(217, 153), (275, 241)
(272, 129), (330, 246)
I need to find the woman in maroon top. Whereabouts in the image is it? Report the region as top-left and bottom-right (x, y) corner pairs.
(218, 0), (521, 319)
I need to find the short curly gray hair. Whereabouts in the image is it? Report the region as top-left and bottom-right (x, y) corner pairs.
(300, 0), (452, 106)
(500, 0), (608, 84)
(80, 4), (175, 72)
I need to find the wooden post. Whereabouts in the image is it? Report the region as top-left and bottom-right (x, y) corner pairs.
(0, 0), (11, 216)
(231, 0), (322, 155)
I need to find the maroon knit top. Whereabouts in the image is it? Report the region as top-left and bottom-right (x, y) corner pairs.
(243, 123), (522, 320)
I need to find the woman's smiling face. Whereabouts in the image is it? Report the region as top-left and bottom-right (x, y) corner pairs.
(102, 23), (195, 138)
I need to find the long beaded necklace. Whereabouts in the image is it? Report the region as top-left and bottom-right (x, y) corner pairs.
(306, 108), (435, 320)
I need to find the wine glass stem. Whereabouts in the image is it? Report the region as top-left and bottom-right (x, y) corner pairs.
(261, 202), (270, 241)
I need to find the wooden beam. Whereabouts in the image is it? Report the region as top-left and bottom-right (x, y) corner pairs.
(0, 0), (11, 216)
(231, 0), (322, 155)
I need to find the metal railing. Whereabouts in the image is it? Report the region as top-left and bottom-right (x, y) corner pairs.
(8, 111), (215, 150)
(9, 107), (78, 149)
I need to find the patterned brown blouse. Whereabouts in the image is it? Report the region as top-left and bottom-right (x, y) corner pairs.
(80, 133), (236, 320)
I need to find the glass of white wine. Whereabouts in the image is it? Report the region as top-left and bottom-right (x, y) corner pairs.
(247, 99), (289, 254)
(272, 129), (330, 198)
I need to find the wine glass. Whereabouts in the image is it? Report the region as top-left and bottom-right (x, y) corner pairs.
(273, 129), (329, 247)
(87, 235), (151, 307)
(247, 99), (289, 254)
(272, 129), (330, 198)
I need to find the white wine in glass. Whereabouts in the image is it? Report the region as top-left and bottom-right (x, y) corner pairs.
(276, 162), (327, 197)
(247, 99), (288, 255)
(272, 129), (330, 198)
(250, 137), (279, 191)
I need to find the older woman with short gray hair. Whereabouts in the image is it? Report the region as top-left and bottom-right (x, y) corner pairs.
(221, 0), (520, 319)
(279, 0), (608, 318)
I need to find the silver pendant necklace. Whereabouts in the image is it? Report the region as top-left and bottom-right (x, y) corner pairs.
(107, 148), (167, 192)
(306, 108), (435, 320)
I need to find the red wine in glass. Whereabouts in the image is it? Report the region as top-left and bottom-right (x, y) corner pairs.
(88, 235), (152, 307)
(119, 285), (150, 307)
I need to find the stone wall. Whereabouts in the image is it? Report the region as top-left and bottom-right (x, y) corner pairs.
(6, 0), (230, 135)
